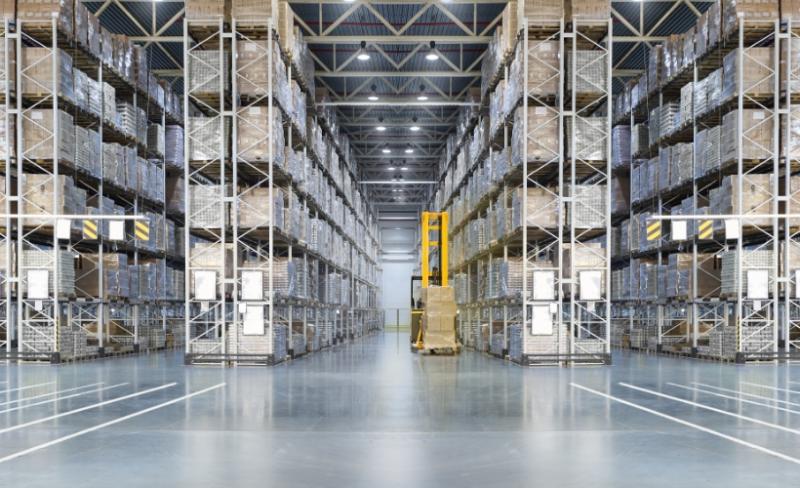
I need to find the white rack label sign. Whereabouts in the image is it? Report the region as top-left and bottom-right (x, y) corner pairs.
(579, 271), (603, 301)
(241, 271), (264, 300)
(27, 269), (49, 299)
(532, 271), (555, 300)
(109, 220), (125, 241)
(531, 305), (553, 335)
(194, 270), (217, 301)
(243, 305), (265, 335)
(747, 270), (769, 300)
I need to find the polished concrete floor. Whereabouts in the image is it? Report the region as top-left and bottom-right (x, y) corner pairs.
(0, 332), (799, 486)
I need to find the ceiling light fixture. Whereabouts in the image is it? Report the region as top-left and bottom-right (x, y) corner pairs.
(382, 148), (391, 154)
(357, 41), (370, 61)
(368, 84), (379, 101)
(404, 145), (413, 154)
(401, 166), (409, 171)
(376, 117), (386, 131)
(409, 116), (420, 132)
(425, 41), (439, 61)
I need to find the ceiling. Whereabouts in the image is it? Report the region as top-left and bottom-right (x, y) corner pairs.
(85, 0), (716, 213)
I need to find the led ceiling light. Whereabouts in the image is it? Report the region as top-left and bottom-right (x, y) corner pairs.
(368, 84), (379, 101)
(417, 84), (428, 101)
(409, 116), (420, 132)
(425, 41), (439, 61)
(382, 147), (391, 154)
(376, 117), (386, 131)
(357, 41), (370, 61)
(404, 145), (413, 154)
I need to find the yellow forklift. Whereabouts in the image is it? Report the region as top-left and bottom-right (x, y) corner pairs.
(410, 211), (461, 355)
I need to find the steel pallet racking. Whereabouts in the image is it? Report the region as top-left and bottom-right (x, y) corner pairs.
(183, 15), (381, 366)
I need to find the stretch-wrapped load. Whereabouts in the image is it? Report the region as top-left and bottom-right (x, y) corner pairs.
(517, 0), (562, 24)
(722, 0), (779, 38)
(511, 187), (560, 229)
(165, 125), (184, 169)
(611, 125), (630, 169)
(21, 248), (75, 297)
(188, 116), (230, 161)
(721, 109), (774, 164)
(17, 0), (73, 37)
(239, 186), (285, 229)
(567, 50), (608, 97)
(20, 174), (85, 226)
(189, 184), (228, 228)
(75, 254), (130, 299)
(710, 174), (773, 228)
(567, 117), (607, 161)
(187, 50), (229, 94)
(513, 106), (558, 164)
(22, 109), (75, 163)
(722, 48), (774, 102)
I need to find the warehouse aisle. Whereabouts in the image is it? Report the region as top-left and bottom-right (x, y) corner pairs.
(0, 335), (799, 486)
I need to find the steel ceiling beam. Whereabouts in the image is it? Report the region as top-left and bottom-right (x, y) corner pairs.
(306, 36), (491, 44)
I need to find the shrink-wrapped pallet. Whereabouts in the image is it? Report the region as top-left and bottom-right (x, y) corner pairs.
(517, 0), (562, 25)
(22, 109), (75, 163)
(236, 106), (284, 163)
(232, 0), (277, 18)
(524, 40), (559, 97)
(567, 117), (606, 161)
(564, 0), (609, 21)
(21, 47), (74, 101)
(188, 116), (230, 161)
(75, 254), (130, 299)
(721, 48), (774, 102)
(147, 123), (165, 158)
(611, 176), (629, 216)
(720, 248), (774, 296)
(721, 109), (774, 164)
(185, 0), (230, 19)
(511, 187), (560, 229)
(721, 0), (779, 38)
(17, 0), (73, 37)
(20, 174), (85, 227)
(567, 50), (607, 97)
(166, 176), (185, 216)
(239, 186), (284, 229)
(611, 125), (630, 169)
(21, 247), (75, 297)
(568, 184), (606, 229)
(189, 184), (228, 228)
(187, 50), (229, 94)
(710, 174), (773, 227)
(631, 123), (648, 157)
(74, 126), (101, 178)
(512, 106), (559, 163)
(165, 125), (184, 169)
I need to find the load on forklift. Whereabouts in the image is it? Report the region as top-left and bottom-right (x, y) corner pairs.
(410, 211), (461, 355)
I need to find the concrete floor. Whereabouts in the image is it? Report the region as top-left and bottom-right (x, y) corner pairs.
(0, 332), (799, 486)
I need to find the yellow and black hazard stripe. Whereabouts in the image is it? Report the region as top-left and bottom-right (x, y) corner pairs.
(646, 221), (661, 241)
(698, 219), (713, 240)
(135, 220), (150, 241)
(83, 219), (98, 240)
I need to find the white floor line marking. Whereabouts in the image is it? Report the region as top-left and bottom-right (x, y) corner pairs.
(0, 383), (129, 415)
(0, 383), (176, 435)
(570, 383), (800, 466)
(0, 383), (105, 407)
(619, 382), (800, 436)
(0, 382), (56, 395)
(740, 381), (800, 395)
(0, 383), (226, 465)
(691, 382), (800, 408)
(667, 383), (800, 416)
